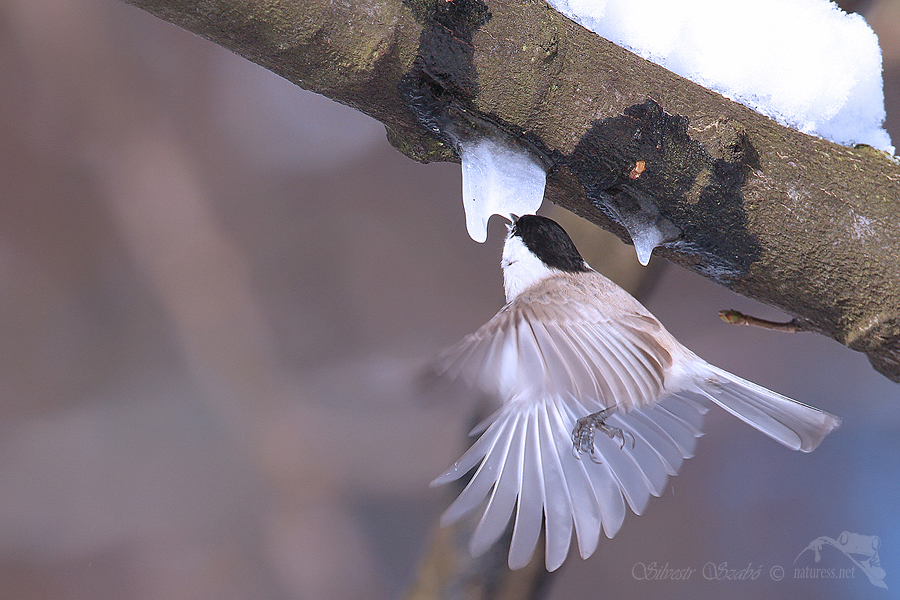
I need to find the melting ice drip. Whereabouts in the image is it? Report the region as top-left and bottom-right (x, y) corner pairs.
(455, 134), (547, 243)
(603, 193), (682, 267)
(625, 219), (667, 266)
(453, 131), (672, 265)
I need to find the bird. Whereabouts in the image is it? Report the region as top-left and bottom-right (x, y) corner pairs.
(431, 214), (841, 572)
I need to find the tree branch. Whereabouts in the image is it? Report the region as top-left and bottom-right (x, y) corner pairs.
(120, 0), (900, 381)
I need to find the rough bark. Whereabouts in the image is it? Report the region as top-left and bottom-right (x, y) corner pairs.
(119, 0), (900, 383)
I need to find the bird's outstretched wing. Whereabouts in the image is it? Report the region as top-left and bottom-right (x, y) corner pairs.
(432, 278), (707, 570)
(435, 275), (677, 413)
(431, 390), (707, 571)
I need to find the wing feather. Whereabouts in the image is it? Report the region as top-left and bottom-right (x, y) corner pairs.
(434, 280), (674, 412)
(643, 402), (702, 457)
(435, 389), (707, 570)
(612, 411), (683, 476)
(437, 416), (515, 525)
(530, 321), (586, 398)
(557, 323), (616, 407)
(469, 410), (525, 557)
(547, 399), (602, 559)
(537, 404), (574, 570)
(594, 325), (657, 408)
(509, 408), (546, 569)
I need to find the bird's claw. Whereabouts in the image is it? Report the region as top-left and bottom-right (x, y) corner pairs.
(572, 408), (635, 461)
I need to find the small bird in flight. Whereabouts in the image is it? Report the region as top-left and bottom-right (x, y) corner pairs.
(432, 214), (840, 571)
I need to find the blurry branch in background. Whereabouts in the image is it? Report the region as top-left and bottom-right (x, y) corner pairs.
(404, 521), (553, 600)
(119, 0), (900, 384)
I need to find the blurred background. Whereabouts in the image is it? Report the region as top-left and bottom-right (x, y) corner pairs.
(1, 0), (899, 598)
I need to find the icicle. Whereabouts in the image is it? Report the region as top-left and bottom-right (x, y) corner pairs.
(622, 217), (668, 266)
(456, 135), (547, 243)
(600, 194), (680, 266)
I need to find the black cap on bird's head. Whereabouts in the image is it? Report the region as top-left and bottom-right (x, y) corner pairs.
(509, 215), (590, 274)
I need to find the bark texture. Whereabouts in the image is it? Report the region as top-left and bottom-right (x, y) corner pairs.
(120, 0), (900, 382)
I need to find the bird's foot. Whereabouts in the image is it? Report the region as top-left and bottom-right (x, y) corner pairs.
(572, 408), (634, 461)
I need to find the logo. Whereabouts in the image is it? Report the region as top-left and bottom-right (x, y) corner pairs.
(794, 531), (887, 589)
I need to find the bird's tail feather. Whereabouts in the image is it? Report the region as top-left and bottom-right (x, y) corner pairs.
(698, 365), (840, 452)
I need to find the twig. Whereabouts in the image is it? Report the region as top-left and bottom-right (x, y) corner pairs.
(718, 309), (807, 333)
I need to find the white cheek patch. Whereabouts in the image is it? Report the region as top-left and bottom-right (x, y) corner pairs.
(502, 236), (557, 302)
(458, 135), (547, 243)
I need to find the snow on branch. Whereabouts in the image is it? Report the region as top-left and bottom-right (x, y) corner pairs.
(550, 0), (893, 153)
(121, 0), (900, 383)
